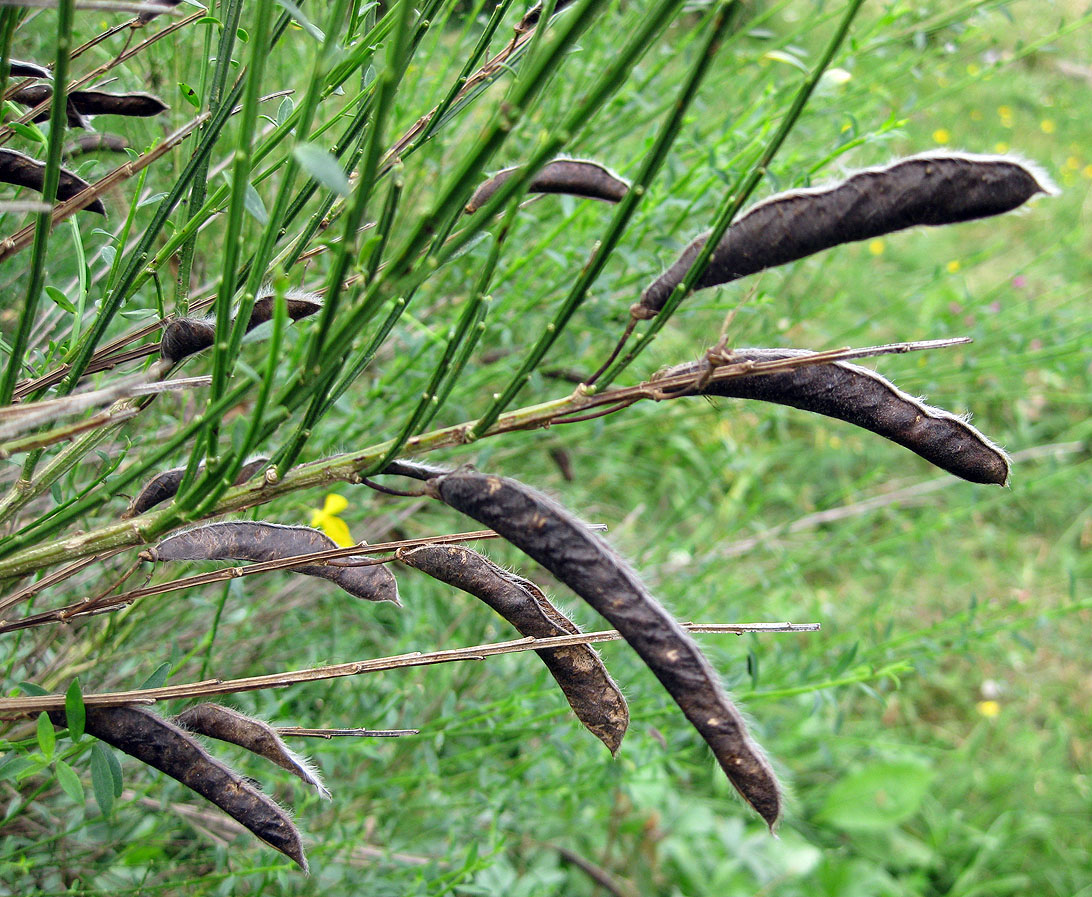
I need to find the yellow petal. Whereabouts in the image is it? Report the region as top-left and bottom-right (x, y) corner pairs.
(323, 493), (349, 515)
(309, 509), (325, 528)
(320, 515), (354, 548)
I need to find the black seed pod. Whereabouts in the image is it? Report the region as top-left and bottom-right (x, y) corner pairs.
(667, 349), (1010, 485)
(124, 457), (268, 518)
(50, 705), (308, 871)
(0, 149), (105, 214)
(159, 318), (216, 362)
(429, 469), (782, 829)
(151, 521), (401, 605)
(466, 158), (629, 213)
(636, 153), (1056, 319)
(398, 544), (629, 754)
(175, 703), (330, 798)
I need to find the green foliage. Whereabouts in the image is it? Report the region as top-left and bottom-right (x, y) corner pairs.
(0, 0), (1089, 894)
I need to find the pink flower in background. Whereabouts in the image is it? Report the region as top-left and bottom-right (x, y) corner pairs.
(1012, 275), (1028, 288)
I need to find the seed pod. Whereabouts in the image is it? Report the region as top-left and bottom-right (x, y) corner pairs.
(246, 288), (324, 331)
(635, 153), (1056, 319)
(11, 84), (94, 129)
(151, 521), (401, 605)
(0, 148), (106, 214)
(123, 457), (269, 518)
(516, 0), (576, 32)
(136, 0), (183, 23)
(465, 158), (629, 214)
(382, 458), (453, 481)
(667, 349), (1010, 485)
(68, 90), (169, 118)
(398, 544), (629, 754)
(9, 59), (50, 79)
(175, 703), (330, 798)
(428, 469), (781, 829)
(159, 317), (216, 361)
(64, 133), (131, 157)
(50, 705), (308, 871)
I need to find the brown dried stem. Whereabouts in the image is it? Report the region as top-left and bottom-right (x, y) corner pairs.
(0, 622), (821, 718)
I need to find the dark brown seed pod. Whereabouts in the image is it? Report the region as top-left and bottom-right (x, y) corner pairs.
(0, 148), (105, 214)
(123, 457), (268, 518)
(515, 0), (576, 32)
(246, 288), (324, 331)
(159, 317), (216, 362)
(136, 0), (183, 23)
(635, 153), (1057, 319)
(64, 133), (131, 157)
(465, 158), (629, 214)
(151, 521), (401, 605)
(175, 703), (330, 798)
(9, 59), (50, 78)
(50, 705), (308, 871)
(12, 84), (93, 129)
(667, 349), (1010, 485)
(397, 544), (629, 754)
(428, 469), (782, 829)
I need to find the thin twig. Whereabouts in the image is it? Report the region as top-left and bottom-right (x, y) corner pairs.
(0, 621), (822, 717)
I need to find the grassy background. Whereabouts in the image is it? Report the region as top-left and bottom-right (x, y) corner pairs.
(1, 1), (1089, 894)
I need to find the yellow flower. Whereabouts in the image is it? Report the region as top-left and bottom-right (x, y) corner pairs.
(946, 260), (961, 273)
(310, 493), (354, 547)
(997, 105), (1012, 118)
(868, 239), (885, 256)
(933, 128), (950, 144)
(966, 63), (980, 76)
(1065, 156), (1081, 170)
(1040, 119), (1056, 134)
(994, 141), (1009, 154)
(1084, 165), (1092, 180)
(976, 700), (1000, 718)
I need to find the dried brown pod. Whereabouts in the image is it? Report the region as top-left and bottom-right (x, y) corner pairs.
(246, 287), (324, 331)
(136, 0), (184, 24)
(150, 521), (401, 605)
(635, 153), (1056, 319)
(64, 133), (131, 157)
(0, 148), (105, 214)
(9, 59), (50, 79)
(175, 703), (330, 798)
(398, 544), (629, 754)
(12, 85), (167, 126)
(159, 317), (216, 362)
(465, 158), (629, 214)
(123, 457), (268, 518)
(667, 349), (1010, 485)
(50, 705), (308, 871)
(427, 469), (782, 829)
(516, 0), (576, 32)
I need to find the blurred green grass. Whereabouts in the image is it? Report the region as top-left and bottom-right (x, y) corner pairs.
(2, 1), (1089, 894)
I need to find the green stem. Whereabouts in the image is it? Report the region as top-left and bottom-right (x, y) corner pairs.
(0, 0), (75, 405)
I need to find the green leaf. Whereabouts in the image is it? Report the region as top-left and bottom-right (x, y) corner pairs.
(139, 662), (172, 690)
(16, 682), (49, 696)
(36, 712), (55, 760)
(55, 759), (84, 804)
(65, 679), (85, 742)
(44, 286), (76, 314)
(293, 143), (351, 197)
(178, 82), (200, 109)
(10, 121), (43, 144)
(90, 743), (116, 815)
(243, 182), (268, 225)
(104, 744), (123, 797)
(276, 96), (294, 127)
(817, 761), (935, 831)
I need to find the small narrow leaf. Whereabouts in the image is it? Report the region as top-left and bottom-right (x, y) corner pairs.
(293, 143), (351, 196)
(36, 712), (56, 759)
(44, 286), (76, 314)
(55, 759), (85, 804)
(90, 743), (116, 815)
(178, 82), (200, 109)
(274, 0), (325, 40)
(65, 679), (85, 742)
(139, 662), (172, 690)
(16, 682), (49, 696)
(276, 96), (293, 127)
(243, 182), (268, 225)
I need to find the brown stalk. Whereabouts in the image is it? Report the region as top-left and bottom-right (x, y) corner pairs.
(0, 622), (821, 717)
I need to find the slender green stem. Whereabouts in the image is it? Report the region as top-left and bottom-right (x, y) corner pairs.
(470, 0), (734, 436)
(596, 0), (868, 387)
(0, 0), (74, 405)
